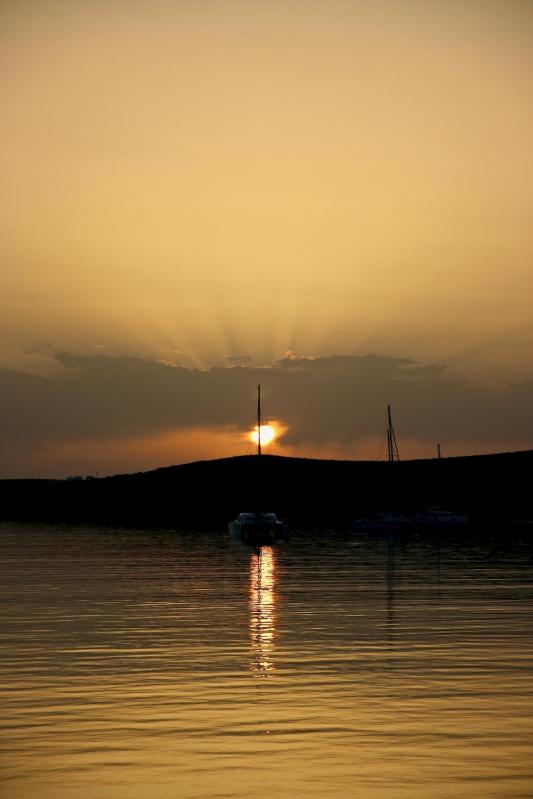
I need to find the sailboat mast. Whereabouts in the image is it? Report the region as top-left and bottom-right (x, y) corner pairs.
(387, 404), (393, 462)
(387, 403), (400, 462)
(257, 383), (262, 456)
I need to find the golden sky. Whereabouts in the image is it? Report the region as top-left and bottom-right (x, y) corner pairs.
(1, 1), (533, 474)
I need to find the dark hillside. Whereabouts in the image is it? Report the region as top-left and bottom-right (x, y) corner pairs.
(0, 450), (532, 530)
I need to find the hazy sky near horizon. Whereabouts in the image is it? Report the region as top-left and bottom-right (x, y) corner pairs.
(1, 1), (533, 474)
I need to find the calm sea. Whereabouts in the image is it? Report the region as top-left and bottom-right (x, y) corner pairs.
(1, 524), (532, 798)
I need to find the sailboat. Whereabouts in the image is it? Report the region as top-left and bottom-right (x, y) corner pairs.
(353, 404), (408, 534)
(228, 384), (289, 546)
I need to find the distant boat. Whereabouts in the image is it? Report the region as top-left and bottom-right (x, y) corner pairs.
(352, 407), (404, 536)
(352, 511), (410, 534)
(353, 507), (469, 536)
(229, 512), (288, 546)
(228, 384), (289, 546)
(413, 507), (469, 528)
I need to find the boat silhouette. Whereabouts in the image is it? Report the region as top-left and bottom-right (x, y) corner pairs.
(228, 384), (289, 545)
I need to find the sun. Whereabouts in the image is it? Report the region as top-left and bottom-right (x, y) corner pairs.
(250, 424), (277, 447)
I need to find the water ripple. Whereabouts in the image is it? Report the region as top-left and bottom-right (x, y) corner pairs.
(1, 524), (532, 798)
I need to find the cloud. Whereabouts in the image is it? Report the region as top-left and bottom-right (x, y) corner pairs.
(224, 354), (253, 364)
(1, 352), (532, 461)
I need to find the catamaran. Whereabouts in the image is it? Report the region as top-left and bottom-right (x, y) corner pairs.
(228, 384), (289, 545)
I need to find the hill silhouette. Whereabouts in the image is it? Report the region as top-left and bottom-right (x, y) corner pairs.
(0, 450), (532, 530)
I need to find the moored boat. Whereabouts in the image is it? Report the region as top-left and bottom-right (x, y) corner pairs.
(413, 507), (469, 527)
(229, 512), (289, 545)
(353, 511), (410, 535)
(353, 507), (469, 535)
(229, 384), (289, 545)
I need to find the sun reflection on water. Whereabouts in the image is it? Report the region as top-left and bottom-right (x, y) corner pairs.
(248, 546), (276, 676)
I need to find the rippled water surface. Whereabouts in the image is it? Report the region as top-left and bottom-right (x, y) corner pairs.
(1, 524), (533, 798)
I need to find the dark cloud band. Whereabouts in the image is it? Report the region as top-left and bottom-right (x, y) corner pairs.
(1, 352), (532, 453)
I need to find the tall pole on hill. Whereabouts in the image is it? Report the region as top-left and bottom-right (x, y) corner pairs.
(257, 384), (262, 457)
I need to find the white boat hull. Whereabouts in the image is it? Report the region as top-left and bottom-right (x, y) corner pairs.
(229, 516), (289, 546)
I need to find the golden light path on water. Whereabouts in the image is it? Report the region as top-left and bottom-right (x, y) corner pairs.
(2, 527), (533, 799)
(249, 546), (276, 676)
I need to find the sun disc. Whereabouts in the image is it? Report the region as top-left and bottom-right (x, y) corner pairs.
(251, 424), (276, 446)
